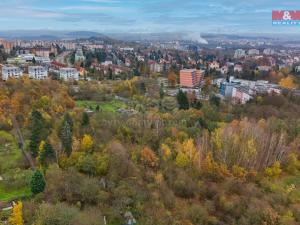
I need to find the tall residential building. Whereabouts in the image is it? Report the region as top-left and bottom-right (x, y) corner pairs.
(248, 49), (259, 56)
(75, 48), (86, 62)
(234, 49), (246, 59)
(263, 48), (275, 55)
(0, 40), (14, 53)
(2, 66), (23, 81)
(59, 68), (79, 81)
(34, 48), (50, 58)
(62, 42), (76, 50)
(149, 61), (163, 73)
(28, 66), (48, 80)
(180, 69), (205, 88)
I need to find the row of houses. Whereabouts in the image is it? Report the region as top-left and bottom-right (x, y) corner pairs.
(215, 76), (281, 104)
(234, 48), (276, 59)
(7, 54), (51, 65)
(210, 61), (273, 75)
(1, 66), (79, 81)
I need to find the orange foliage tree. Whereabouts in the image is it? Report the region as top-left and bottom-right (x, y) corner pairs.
(141, 147), (159, 168)
(279, 75), (297, 89)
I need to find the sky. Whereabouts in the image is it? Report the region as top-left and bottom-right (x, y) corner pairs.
(1, 0), (300, 34)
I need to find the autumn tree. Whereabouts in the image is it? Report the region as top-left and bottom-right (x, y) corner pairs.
(210, 119), (288, 171)
(202, 77), (212, 95)
(201, 152), (231, 180)
(168, 71), (177, 87)
(37, 141), (46, 167)
(9, 201), (24, 225)
(176, 139), (199, 168)
(279, 75), (297, 89)
(80, 134), (93, 152)
(285, 153), (300, 175)
(141, 147), (158, 168)
(75, 152), (109, 176)
(160, 143), (172, 161)
(265, 161), (282, 179)
(176, 151), (190, 168)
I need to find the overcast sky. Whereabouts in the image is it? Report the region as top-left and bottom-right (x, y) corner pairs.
(1, 0), (300, 34)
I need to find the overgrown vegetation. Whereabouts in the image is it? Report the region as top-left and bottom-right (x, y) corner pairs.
(0, 77), (300, 225)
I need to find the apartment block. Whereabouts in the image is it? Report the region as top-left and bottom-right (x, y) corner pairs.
(2, 66), (23, 81)
(28, 66), (48, 80)
(180, 69), (205, 88)
(59, 68), (79, 81)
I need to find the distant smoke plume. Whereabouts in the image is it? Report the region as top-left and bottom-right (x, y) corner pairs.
(184, 32), (208, 44)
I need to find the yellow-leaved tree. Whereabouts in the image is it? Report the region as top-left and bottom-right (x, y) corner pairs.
(80, 134), (94, 152)
(160, 143), (172, 161)
(265, 161), (282, 179)
(9, 201), (24, 225)
(175, 139), (199, 168)
(176, 151), (190, 168)
(37, 140), (46, 167)
(279, 75), (297, 89)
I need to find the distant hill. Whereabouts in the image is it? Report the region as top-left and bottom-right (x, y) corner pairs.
(0, 30), (108, 40)
(65, 31), (107, 39)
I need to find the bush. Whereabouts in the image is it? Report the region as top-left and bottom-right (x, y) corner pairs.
(187, 204), (209, 225)
(34, 203), (79, 225)
(285, 153), (300, 175)
(173, 176), (196, 198)
(265, 161), (282, 179)
(45, 166), (101, 204)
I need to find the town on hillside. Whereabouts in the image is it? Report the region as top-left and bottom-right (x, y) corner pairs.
(0, 36), (299, 105)
(1, 2), (300, 225)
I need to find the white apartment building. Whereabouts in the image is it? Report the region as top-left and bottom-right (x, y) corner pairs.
(75, 48), (86, 62)
(59, 68), (79, 81)
(263, 48), (275, 55)
(35, 57), (51, 64)
(248, 49), (260, 55)
(28, 66), (48, 80)
(2, 66), (23, 80)
(234, 49), (246, 59)
(149, 62), (163, 73)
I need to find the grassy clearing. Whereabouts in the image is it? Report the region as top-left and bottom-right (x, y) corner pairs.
(0, 185), (31, 202)
(266, 171), (300, 201)
(76, 100), (126, 113)
(278, 171), (300, 200)
(0, 145), (22, 173)
(0, 131), (22, 173)
(0, 131), (32, 202)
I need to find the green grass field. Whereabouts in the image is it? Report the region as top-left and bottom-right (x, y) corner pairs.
(278, 171), (300, 200)
(0, 131), (22, 173)
(265, 171), (300, 202)
(0, 185), (31, 202)
(76, 100), (127, 113)
(0, 131), (32, 202)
